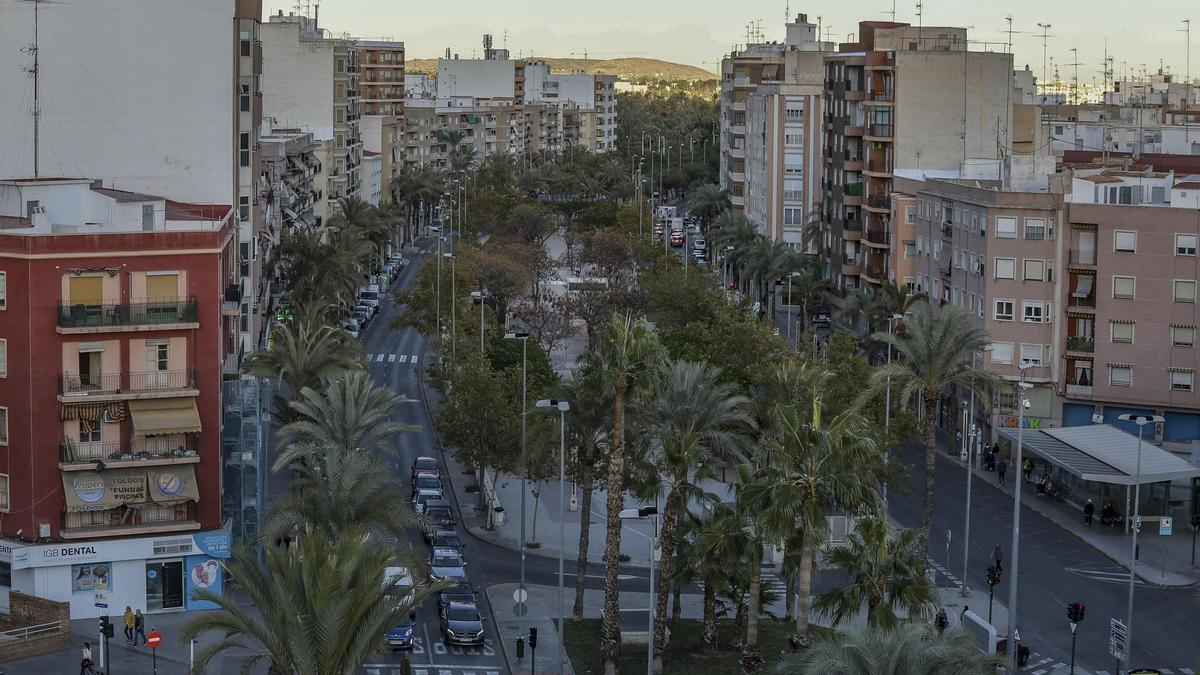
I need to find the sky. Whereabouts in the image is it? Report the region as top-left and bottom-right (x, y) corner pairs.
(264, 0), (1195, 85)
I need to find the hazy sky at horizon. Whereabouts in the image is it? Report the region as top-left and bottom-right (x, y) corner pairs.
(265, 0), (1194, 85)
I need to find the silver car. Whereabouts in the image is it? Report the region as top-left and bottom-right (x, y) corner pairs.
(429, 548), (468, 582)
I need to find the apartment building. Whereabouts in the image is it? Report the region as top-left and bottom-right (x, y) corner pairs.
(262, 12), (362, 220)
(1043, 104), (1200, 157)
(0, 0), (264, 357)
(260, 126), (320, 259)
(357, 40), (406, 117)
(1060, 170), (1200, 443)
(0, 178), (239, 618)
(404, 97), (578, 168)
(821, 21), (1012, 294)
(360, 151), (383, 205)
(524, 64), (618, 152)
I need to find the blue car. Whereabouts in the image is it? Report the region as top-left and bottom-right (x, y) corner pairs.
(386, 612), (417, 651)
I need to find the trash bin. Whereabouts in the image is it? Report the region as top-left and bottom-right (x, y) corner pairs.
(493, 506), (505, 526)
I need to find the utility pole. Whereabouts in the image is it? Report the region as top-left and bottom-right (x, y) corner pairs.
(1184, 19), (1193, 142)
(1037, 23), (1052, 88)
(20, 0), (42, 177)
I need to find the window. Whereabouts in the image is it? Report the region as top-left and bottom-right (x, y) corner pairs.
(994, 258), (1015, 279)
(1177, 234), (1197, 256)
(1111, 321), (1134, 343)
(0, 473), (7, 511)
(1109, 365), (1132, 387)
(239, 132), (250, 167)
(1020, 343), (1044, 366)
(0, 271), (6, 309)
(1174, 280), (1197, 303)
(79, 420), (101, 444)
(784, 208), (803, 225)
(240, 84), (251, 112)
(1113, 276), (1136, 299)
(1023, 259), (1045, 281)
(994, 299), (1015, 321)
(0, 407), (7, 445)
(1114, 230), (1137, 252)
(240, 39), (251, 57)
(1024, 218), (1047, 240)
(1172, 325), (1195, 347)
(995, 216), (1017, 238)
(239, 196), (250, 223)
(991, 342), (1014, 364)
(1171, 369), (1194, 392)
(906, 207), (916, 224)
(0, 338), (5, 377)
(784, 133), (803, 146)
(903, 242), (916, 259)
(1021, 301), (1045, 323)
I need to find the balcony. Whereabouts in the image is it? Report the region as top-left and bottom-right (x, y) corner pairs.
(1068, 249), (1097, 269)
(865, 157), (892, 174)
(844, 125), (865, 136)
(867, 90), (895, 103)
(60, 369), (198, 401)
(60, 503), (200, 539)
(844, 182), (864, 197)
(59, 435), (199, 470)
(1066, 336), (1095, 353)
(866, 124), (894, 139)
(862, 267), (886, 283)
(1065, 377), (1094, 398)
(57, 298), (199, 333)
(843, 217), (863, 232)
(865, 229), (889, 246)
(867, 194), (891, 210)
(223, 282), (243, 316)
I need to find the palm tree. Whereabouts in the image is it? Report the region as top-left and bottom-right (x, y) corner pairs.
(870, 302), (1000, 556)
(643, 360), (752, 670)
(812, 517), (939, 629)
(180, 529), (434, 675)
(275, 371), (408, 461)
(565, 363), (612, 621)
(741, 239), (801, 318)
(784, 259), (831, 335)
(588, 314), (667, 674)
(691, 502), (751, 653)
(774, 623), (999, 675)
(686, 183), (730, 230)
(246, 314), (363, 414)
(710, 214), (759, 288)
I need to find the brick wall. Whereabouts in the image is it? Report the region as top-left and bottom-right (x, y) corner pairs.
(0, 592), (71, 662)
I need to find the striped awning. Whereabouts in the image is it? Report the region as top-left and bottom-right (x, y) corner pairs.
(58, 401), (127, 435)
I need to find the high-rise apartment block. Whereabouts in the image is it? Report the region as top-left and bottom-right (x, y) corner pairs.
(358, 40), (406, 203)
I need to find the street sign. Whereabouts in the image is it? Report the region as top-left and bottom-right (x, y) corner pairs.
(1109, 618), (1127, 661)
(146, 630), (161, 648)
(512, 588), (528, 604)
(1160, 517), (1173, 536)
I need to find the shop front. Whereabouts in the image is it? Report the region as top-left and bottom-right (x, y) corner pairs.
(1, 529), (230, 619)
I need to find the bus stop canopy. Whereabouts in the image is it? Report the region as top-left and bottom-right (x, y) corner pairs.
(997, 424), (1200, 486)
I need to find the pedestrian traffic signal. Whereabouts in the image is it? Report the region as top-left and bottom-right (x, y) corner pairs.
(1191, 513), (1200, 530)
(98, 615), (114, 639)
(516, 636), (525, 659)
(528, 626), (538, 650)
(985, 565), (1002, 587)
(1066, 602), (1085, 623)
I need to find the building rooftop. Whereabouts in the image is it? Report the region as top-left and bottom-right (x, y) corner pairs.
(1172, 181), (1200, 190)
(0, 178), (232, 233)
(91, 187), (162, 203)
(1077, 175), (1125, 184)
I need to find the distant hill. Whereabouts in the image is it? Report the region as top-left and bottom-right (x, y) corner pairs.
(407, 57), (717, 83)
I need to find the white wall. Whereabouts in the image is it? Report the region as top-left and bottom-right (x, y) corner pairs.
(261, 21), (336, 139)
(0, 0), (235, 204)
(436, 59), (516, 99)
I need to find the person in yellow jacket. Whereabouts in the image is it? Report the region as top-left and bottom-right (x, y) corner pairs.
(122, 606), (135, 644)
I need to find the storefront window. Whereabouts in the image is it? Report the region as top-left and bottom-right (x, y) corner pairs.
(145, 559), (184, 611)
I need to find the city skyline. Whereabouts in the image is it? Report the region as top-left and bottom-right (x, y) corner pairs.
(261, 0), (1194, 84)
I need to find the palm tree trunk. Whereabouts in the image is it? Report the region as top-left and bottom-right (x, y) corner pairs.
(573, 470), (594, 621)
(920, 390), (939, 561)
(792, 531), (817, 646)
(600, 380), (628, 675)
(784, 573), (795, 621)
(652, 487), (682, 673)
(701, 582), (719, 653)
(672, 580), (683, 620)
(744, 538), (762, 651)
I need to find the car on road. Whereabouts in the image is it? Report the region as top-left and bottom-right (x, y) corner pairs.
(412, 488), (444, 513)
(356, 301), (377, 319)
(431, 529), (465, 553)
(385, 611), (418, 651)
(441, 602), (486, 646)
(422, 500), (456, 540)
(411, 456), (442, 481)
(428, 548), (468, 582)
(341, 319), (360, 339)
(352, 308), (372, 329)
(359, 285), (382, 310)
(438, 579), (477, 613)
(693, 238), (707, 251)
(383, 566), (415, 591)
(412, 472), (443, 497)
(669, 233), (684, 247)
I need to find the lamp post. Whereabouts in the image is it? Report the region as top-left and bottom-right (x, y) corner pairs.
(961, 347), (991, 597)
(504, 332), (531, 602)
(882, 313), (903, 513)
(435, 230), (444, 341)
(1006, 363), (1035, 672)
(478, 286), (486, 354)
(1116, 412), (1164, 668)
(535, 399), (570, 675)
(619, 506), (659, 675)
(445, 253), (456, 362)
(786, 271), (802, 350)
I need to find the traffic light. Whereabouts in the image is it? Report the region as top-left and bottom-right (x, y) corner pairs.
(985, 565), (1002, 587)
(1067, 602), (1086, 624)
(98, 615), (114, 639)
(528, 626), (538, 650)
(1191, 513), (1200, 530)
(516, 636), (525, 659)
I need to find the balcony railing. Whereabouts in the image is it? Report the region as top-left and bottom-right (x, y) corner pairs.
(224, 282), (243, 304)
(843, 217), (863, 231)
(866, 230), (889, 245)
(863, 266), (886, 280)
(866, 157), (893, 173)
(57, 298), (199, 329)
(869, 90), (895, 102)
(61, 503), (198, 537)
(61, 369), (197, 397)
(60, 435), (197, 464)
(867, 123), (894, 138)
(1068, 293), (1096, 309)
(867, 195), (890, 209)
(1066, 336), (1095, 353)
(844, 182), (864, 197)
(1069, 250), (1097, 266)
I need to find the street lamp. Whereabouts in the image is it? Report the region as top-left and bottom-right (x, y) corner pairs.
(619, 505), (659, 675)
(1116, 412), (1164, 668)
(882, 313), (904, 514)
(961, 346), (993, 597)
(504, 331), (531, 602)
(1006, 362), (1035, 672)
(786, 271), (802, 350)
(444, 253), (456, 362)
(535, 399), (570, 675)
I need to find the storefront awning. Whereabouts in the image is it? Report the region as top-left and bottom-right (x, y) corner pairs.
(998, 424), (1200, 486)
(129, 398), (202, 436)
(62, 469), (147, 512)
(1072, 275), (1094, 298)
(147, 466), (201, 504)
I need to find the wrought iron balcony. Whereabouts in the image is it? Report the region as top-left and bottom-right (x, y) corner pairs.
(57, 298), (199, 329)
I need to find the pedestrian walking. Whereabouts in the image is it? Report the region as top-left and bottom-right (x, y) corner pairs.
(1083, 499), (1095, 525)
(80, 641), (95, 675)
(935, 608), (949, 636)
(1022, 458), (1034, 482)
(992, 544), (1003, 573)
(134, 608), (147, 645)
(123, 606), (135, 643)
(997, 456), (1008, 485)
(400, 651), (413, 675)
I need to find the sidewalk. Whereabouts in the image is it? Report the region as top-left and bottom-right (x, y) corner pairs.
(963, 450), (1199, 586)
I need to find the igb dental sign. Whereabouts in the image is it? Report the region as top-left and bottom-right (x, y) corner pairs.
(17, 544), (102, 567)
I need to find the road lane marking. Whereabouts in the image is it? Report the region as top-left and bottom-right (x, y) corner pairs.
(411, 354), (419, 364)
(376, 354), (386, 362)
(389, 354), (396, 362)
(399, 354), (409, 363)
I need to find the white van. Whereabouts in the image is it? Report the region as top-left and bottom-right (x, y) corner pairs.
(359, 285), (382, 310)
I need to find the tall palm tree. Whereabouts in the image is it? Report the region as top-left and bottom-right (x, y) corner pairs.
(870, 302), (1000, 556)
(565, 363), (612, 621)
(774, 623), (999, 675)
(686, 183), (731, 230)
(275, 371), (408, 462)
(246, 314), (363, 414)
(784, 259), (831, 335)
(180, 529), (434, 675)
(812, 517), (939, 629)
(691, 502), (751, 653)
(710, 214), (759, 288)
(643, 360), (752, 670)
(588, 314), (667, 675)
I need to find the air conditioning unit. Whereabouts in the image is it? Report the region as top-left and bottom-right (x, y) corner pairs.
(1091, 413), (1104, 424)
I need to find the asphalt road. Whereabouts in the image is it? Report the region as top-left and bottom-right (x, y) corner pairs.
(888, 442), (1198, 673)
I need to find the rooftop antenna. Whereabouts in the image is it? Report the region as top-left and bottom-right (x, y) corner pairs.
(503, 28), (509, 50)
(1005, 15), (1014, 54)
(889, 0), (896, 22)
(1065, 47), (1081, 105)
(915, 1), (923, 49)
(1182, 19), (1192, 142)
(1036, 23), (1051, 85)
(19, 0), (42, 178)
(785, 0), (789, 23)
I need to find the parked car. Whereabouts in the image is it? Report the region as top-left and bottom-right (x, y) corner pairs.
(438, 579), (476, 613)
(359, 285), (382, 310)
(341, 319), (360, 339)
(441, 602), (486, 646)
(356, 301), (377, 319)
(352, 308), (371, 329)
(411, 456), (442, 481)
(693, 238), (707, 251)
(412, 472), (443, 497)
(429, 548), (468, 582)
(422, 500), (455, 540)
(431, 529), (465, 553)
(383, 566), (414, 591)
(412, 488), (444, 513)
(385, 612), (418, 651)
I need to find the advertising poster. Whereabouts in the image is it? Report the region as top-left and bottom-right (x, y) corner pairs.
(184, 554), (223, 611)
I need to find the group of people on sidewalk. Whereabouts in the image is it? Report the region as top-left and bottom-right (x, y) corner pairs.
(79, 607), (152, 674)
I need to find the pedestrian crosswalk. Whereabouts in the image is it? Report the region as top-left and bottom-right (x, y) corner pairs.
(364, 667), (500, 675)
(368, 353), (420, 365)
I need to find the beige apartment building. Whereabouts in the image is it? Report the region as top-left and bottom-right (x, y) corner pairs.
(357, 40), (405, 203)
(403, 98), (573, 169)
